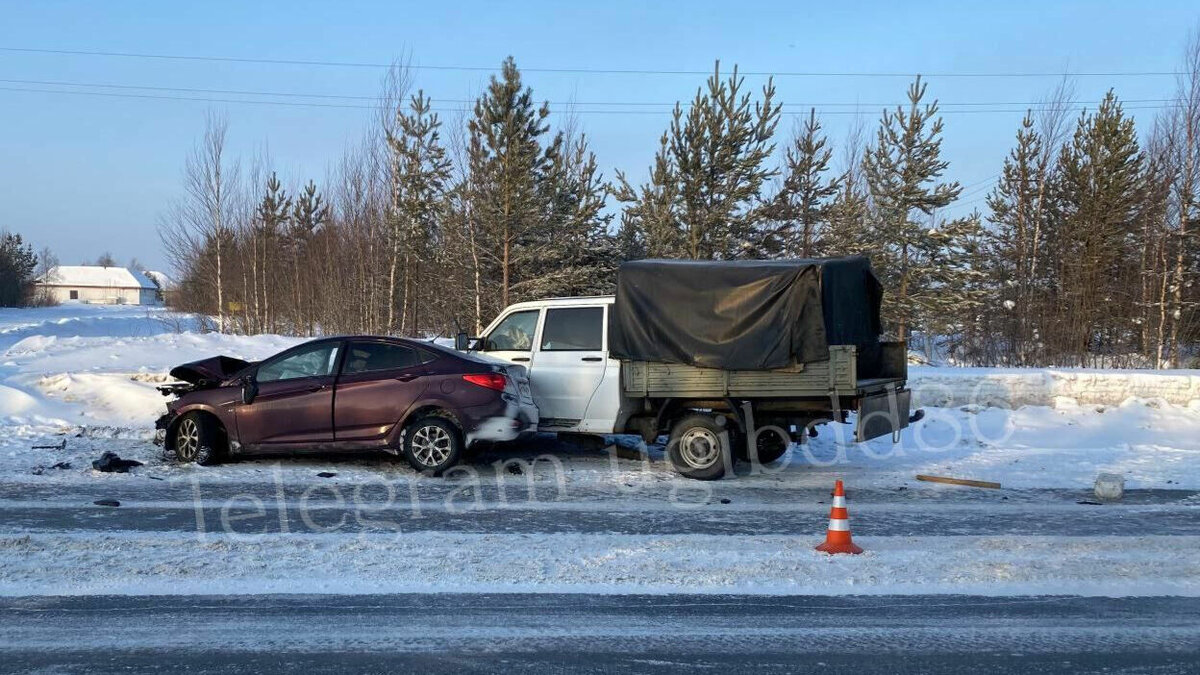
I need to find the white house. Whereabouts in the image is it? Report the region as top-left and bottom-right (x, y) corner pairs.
(35, 266), (161, 305)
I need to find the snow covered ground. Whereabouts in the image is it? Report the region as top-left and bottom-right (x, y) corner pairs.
(0, 303), (1198, 601)
(3, 304), (1199, 490)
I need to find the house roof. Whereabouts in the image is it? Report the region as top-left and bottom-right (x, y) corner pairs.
(36, 266), (158, 290)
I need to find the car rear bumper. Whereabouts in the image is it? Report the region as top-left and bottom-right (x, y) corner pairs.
(463, 398), (539, 445)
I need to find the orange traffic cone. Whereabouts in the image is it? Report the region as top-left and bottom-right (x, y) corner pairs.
(815, 480), (863, 554)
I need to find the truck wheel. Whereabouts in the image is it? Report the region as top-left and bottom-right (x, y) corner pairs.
(174, 412), (222, 466)
(667, 414), (733, 480)
(744, 425), (792, 461)
(403, 416), (463, 476)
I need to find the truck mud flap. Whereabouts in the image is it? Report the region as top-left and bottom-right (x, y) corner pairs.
(855, 388), (912, 442)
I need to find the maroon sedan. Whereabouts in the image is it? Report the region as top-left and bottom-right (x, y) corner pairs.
(154, 336), (539, 475)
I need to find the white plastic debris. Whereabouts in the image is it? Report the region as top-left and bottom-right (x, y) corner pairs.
(1094, 472), (1125, 501)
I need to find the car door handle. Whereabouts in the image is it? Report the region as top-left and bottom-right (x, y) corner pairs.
(512, 357), (531, 362)
(307, 384), (328, 393)
(395, 373), (420, 382)
(581, 357), (603, 362)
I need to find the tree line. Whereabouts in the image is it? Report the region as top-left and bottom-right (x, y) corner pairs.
(164, 37), (1200, 369)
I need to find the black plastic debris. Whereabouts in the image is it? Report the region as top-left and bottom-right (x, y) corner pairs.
(91, 452), (143, 473)
(719, 498), (732, 504)
(30, 461), (73, 476)
(316, 471), (337, 478)
(32, 439), (67, 450)
(93, 499), (120, 507)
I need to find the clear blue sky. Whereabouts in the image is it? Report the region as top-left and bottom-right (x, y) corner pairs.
(2, 0), (1197, 272)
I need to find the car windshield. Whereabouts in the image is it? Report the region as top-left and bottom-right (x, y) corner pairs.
(257, 342), (340, 382)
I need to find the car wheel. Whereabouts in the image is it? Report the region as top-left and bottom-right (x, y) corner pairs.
(667, 414), (733, 480)
(403, 416), (463, 476)
(174, 412), (221, 466)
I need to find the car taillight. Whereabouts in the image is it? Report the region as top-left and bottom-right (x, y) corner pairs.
(462, 372), (507, 392)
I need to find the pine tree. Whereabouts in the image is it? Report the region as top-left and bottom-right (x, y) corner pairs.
(669, 62), (781, 259)
(613, 133), (682, 257)
(1050, 91), (1145, 365)
(985, 111), (1047, 365)
(862, 76), (970, 341)
(253, 172), (290, 332)
(467, 57), (552, 311)
(616, 62), (781, 261)
(388, 90), (451, 333)
(517, 132), (616, 298)
(0, 232), (37, 307)
(763, 109), (840, 258)
(290, 180), (329, 334)
(824, 129), (872, 257)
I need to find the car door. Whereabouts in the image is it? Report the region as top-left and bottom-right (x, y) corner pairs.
(527, 305), (607, 425)
(480, 308), (541, 367)
(334, 340), (430, 442)
(235, 340), (342, 447)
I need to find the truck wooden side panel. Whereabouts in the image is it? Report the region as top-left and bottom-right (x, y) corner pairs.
(622, 345), (869, 398)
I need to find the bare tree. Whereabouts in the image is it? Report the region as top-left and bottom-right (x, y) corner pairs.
(160, 111), (240, 332)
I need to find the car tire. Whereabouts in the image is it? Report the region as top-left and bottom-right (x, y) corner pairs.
(667, 414), (733, 480)
(174, 412), (222, 466)
(403, 416), (463, 476)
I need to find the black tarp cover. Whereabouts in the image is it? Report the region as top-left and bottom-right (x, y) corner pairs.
(608, 256), (882, 370)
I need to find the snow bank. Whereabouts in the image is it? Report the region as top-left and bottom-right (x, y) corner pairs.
(2, 532), (1196, 597)
(911, 366), (1200, 408)
(0, 305), (300, 430)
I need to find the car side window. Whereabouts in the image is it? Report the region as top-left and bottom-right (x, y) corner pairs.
(540, 307), (603, 351)
(485, 310), (539, 351)
(257, 342), (340, 383)
(343, 342), (421, 374)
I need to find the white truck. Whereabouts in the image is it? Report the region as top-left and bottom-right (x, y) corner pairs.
(459, 257), (918, 479)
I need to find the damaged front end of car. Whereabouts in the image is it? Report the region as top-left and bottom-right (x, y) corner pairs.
(153, 355), (254, 447)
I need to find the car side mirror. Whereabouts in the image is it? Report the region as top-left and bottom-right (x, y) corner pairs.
(455, 332), (470, 351)
(241, 376), (258, 405)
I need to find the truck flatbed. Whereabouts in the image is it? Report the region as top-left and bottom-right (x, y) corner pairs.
(621, 342), (907, 399)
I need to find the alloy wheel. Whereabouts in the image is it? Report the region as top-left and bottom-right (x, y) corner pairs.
(411, 424), (453, 468)
(176, 417), (200, 461)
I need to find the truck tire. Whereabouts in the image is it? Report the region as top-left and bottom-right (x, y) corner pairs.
(736, 427), (790, 465)
(667, 414), (734, 480)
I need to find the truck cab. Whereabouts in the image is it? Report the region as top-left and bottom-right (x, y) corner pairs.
(476, 296), (619, 434)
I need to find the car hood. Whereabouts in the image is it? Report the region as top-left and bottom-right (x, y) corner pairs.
(169, 356), (254, 387)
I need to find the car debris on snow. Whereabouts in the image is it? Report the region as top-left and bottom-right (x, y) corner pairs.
(92, 499), (120, 507)
(31, 439), (67, 450)
(91, 452), (143, 473)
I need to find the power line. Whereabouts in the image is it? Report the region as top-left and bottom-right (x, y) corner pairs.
(0, 76), (1179, 109)
(0, 75), (1180, 108)
(1, 84), (1187, 117)
(0, 46), (1185, 78)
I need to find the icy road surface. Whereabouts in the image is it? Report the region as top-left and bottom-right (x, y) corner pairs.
(1, 594), (1197, 674)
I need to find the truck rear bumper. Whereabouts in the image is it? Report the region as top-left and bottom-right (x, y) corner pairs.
(855, 388), (913, 442)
